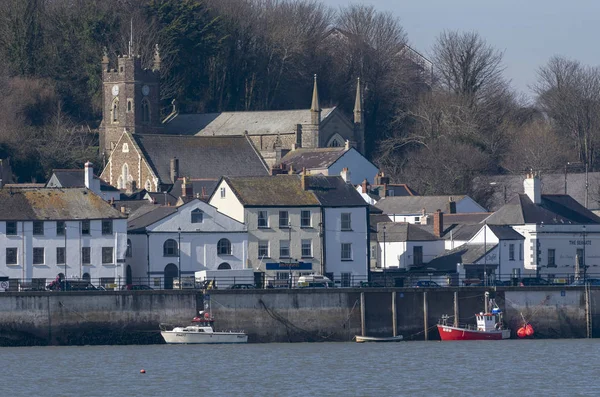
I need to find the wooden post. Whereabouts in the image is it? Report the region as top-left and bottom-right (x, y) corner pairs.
(586, 284), (592, 339)
(453, 291), (459, 327)
(423, 291), (429, 341)
(360, 292), (366, 337)
(392, 291), (397, 337)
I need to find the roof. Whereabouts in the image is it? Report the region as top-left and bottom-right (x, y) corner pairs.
(487, 225), (525, 240)
(163, 108), (335, 136)
(370, 184), (419, 198)
(132, 134), (268, 183)
(280, 147), (347, 170)
(128, 206), (177, 232)
(442, 224), (482, 241)
(377, 222), (439, 242)
(484, 194), (600, 225)
(477, 172), (600, 211)
(47, 169), (119, 191)
(0, 188), (126, 220)
(375, 195), (467, 214)
(222, 175), (367, 207)
(169, 179), (218, 201)
(427, 243), (498, 271)
(145, 192), (178, 206)
(443, 213), (491, 225)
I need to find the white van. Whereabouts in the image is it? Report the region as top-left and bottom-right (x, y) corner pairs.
(297, 274), (332, 288)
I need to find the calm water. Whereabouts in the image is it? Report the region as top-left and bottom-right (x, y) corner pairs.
(2, 340), (600, 396)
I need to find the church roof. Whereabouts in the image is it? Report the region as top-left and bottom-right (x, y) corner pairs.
(280, 147), (348, 171)
(132, 134), (269, 183)
(162, 108), (336, 136)
(0, 188), (126, 221)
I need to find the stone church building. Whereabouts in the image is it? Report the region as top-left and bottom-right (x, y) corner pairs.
(99, 50), (365, 192)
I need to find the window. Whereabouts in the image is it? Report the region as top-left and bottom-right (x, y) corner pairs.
(341, 243), (352, 261)
(145, 180), (152, 191)
(82, 247), (91, 264)
(81, 220), (90, 235)
(126, 239), (132, 257)
(33, 248), (44, 265)
(371, 245), (377, 261)
(6, 221), (17, 235)
(220, 187), (226, 198)
(509, 244), (515, 261)
(33, 221), (44, 236)
(111, 98), (119, 123)
(279, 211), (289, 228)
(414, 217), (420, 223)
(519, 243), (523, 260)
(56, 247), (65, 264)
(577, 248), (585, 267)
(280, 240), (290, 258)
(277, 272), (290, 280)
(301, 210), (311, 228)
(301, 239), (312, 258)
(102, 247), (114, 264)
(141, 98), (150, 124)
(6, 248), (17, 265)
(122, 143), (129, 152)
(191, 209), (203, 224)
(163, 239), (178, 257)
(548, 249), (556, 267)
(258, 240), (269, 258)
(217, 239), (232, 255)
(341, 273), (352, 288)
(341, 213), (352, 231)
(218, 263), (231, 270)
(102, 220), (113, 235)
(57, 221), (65, 236)
(413, 246), (423, 266)
(258, 211), (269, 228)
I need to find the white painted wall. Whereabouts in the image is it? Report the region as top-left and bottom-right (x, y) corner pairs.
(379, 239), (445, 269)
(323, 206), (369, 284)
(0, 219), (127, 283)
(208, 179), (245, 222)
(328, 149), (378, 185)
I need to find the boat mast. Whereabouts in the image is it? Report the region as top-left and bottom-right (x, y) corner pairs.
(484, 291), (490, 313)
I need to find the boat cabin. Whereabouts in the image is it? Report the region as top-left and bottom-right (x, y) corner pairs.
(476, 308), (502, 332)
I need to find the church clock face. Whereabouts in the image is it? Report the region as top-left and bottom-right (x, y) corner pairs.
(142, 85), (150, 96)
(112, 85), (119, 96)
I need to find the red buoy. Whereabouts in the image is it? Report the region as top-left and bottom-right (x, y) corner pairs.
(517, 327), (527, 338)
(204, 312), (211, 319)
(525, 324), (534, 336)
(140, 369), (146, 374)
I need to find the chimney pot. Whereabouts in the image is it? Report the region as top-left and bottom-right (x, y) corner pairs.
(433, 209), (444, 238)
(361, 179), (368, 194)
(84, 161), (94, 190)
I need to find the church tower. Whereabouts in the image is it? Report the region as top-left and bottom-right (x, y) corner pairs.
(301, 74), (321, 149)
(353, 77), (365, 154)
(99, 46), (162, 158)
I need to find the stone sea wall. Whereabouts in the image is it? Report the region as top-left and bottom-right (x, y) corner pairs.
(0, 287), (597, 345)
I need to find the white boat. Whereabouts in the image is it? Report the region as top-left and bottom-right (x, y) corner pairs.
(355, 335), (404, 343)
(160, 322), (248, 344)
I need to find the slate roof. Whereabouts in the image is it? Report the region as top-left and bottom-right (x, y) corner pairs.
(128, 206), (177, 232)
(280, 147), (348, 171)
(132, 134), (269, 183)
(487, 225), (525, 240)
(370, 184), (419, 198)
(223, 175), (367, 207)
(169, 179), (218, 200)
(377, 222), (439, 242)
(375, 195), (468, 214)
(484, 194), (600, 225)
(427, 243), (499, 271)
(443, 213), (491, 225)
(47, 169), (119, 191)
(477, 172), (600, 211)
(442, 224), (482, 241)
(145, 192), (178, 206)
(0, 188), (126, 220)
(163, 108), (336, 136)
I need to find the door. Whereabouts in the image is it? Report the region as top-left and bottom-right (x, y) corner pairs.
(164, 263), (178, 289)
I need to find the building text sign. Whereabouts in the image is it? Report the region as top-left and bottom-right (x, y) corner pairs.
(569, 240), (591, 246)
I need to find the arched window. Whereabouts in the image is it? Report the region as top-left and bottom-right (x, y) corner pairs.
(82, 273), (91, 281)
(145, 180), (152, 191)
(122, 163), (129, 187)
(127, 100), (132, 112)
(141, 98), (151, 124)
(218, 263), (231, 270)
(163, 239), (178, 257)
(126, 239), (132, 257)
(122, 143), (129, 153)
(217, 239), (231, 255)
(111, 98), (119, 123)
(191, 209), (203, 224)
(327, 133), (345, 148)
(330, 139), (341, 147)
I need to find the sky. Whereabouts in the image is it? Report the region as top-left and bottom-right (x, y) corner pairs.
(326, 0), (600, 101)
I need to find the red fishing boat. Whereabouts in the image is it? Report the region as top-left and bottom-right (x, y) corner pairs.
(437, 292), (511, 341)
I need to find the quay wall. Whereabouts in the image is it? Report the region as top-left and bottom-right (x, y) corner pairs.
(0, 287), (597, 345)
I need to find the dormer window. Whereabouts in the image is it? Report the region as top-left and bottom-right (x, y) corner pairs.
(191, 209), (203, 224)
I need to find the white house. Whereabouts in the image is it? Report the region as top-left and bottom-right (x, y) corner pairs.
(485, 172), (600, 280)
(375, 195), (487, 224)
(126, 198), (247, 289)
(46, 161), (120, 202)
(377, 222), (444, 270)
(209, 173), (369, 285)
(0, 187), (127, 290)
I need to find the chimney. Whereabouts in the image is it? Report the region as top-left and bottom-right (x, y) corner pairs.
(291, 143), (297, 151)
(374, 172), (381, 185)
(524, 171), (541, 204)
(182, 177), (193, 198)
(84, 161), (93, 190)
(201, 186), (207, 199)
(381, 182), (388, 198)
(301, 168), (308, 190)
(380, 172), (390, 185)
(126, 181), (137, 195)
(120, 206), (127, 214)
(344, 140), (350, 150)
(270, 163), (287, 176)
(341, 167), (351, 183)
(433, 209), (443, 238)
(170, 158), (179, 183)
(288, 164), (295, 175)
(446, 198), (457, 214)
(361, 179), (368, 194)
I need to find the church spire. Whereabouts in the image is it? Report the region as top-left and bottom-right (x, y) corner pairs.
(311, 74), (321, 125)
(153, 44), (161, 72)
(354, 77), (363, 124)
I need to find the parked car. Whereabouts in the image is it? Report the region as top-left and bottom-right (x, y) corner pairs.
(569, 278), (600, 286)
(228, 284), (255, 290)
(411, 280), (440, 288)
(121, 284), (153, 291)
(468, 280), (511, 287)
(519, 277), (550, 286)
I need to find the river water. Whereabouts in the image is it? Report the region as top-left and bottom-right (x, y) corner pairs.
(3, 340), (599, 397)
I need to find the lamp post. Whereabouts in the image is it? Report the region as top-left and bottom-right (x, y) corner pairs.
(583, 225), (587, 283)
(288, 221), (292, 289)
(383, 225), (387, 268)
(178, 227), (182, 289)
(64, 222), (68, 291)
